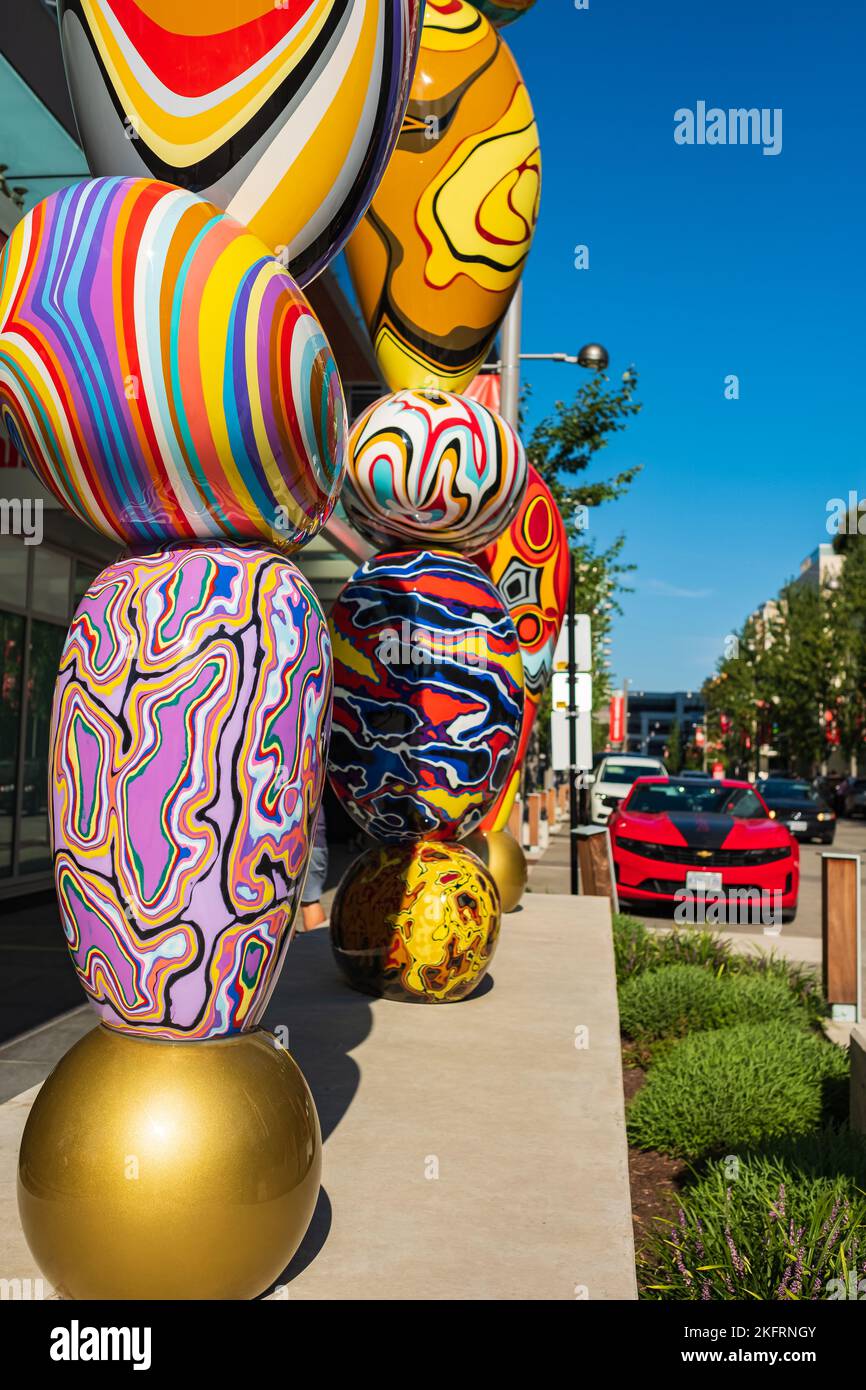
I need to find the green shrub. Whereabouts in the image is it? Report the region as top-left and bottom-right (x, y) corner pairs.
(619, 965), (810, 1041)
(627, 1021), (849, 1159)
(612, 913), (658, 983)
(611, 913), (825, 1020)
(640, 1128), (866, 1299)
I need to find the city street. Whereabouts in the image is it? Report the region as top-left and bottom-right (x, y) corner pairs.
(624, 818), (866, 941)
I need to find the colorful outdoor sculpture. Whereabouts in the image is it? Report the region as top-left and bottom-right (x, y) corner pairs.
(15, 174), (339, 1297)
(474, 0), (537, 26)
(57, 0), (424, 285)
(0, 179), (347, 549)
(343, 388), (527, 553)
(330, 841), (501, 1002)
(52, 544), (332, 1039)
(476, 463), (569, 830)
(328, 549), (523, 842)
(345, 0), (541, 392)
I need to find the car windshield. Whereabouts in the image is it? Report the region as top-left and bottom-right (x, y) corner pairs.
(625, 781), (766, 817)
(600, 761), (662, 785)
(761, 780), (815, 801)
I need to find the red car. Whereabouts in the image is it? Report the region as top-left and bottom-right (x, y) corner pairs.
(610, 775), (799, 923)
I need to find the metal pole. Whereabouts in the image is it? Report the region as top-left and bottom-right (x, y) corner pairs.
(622, 677), (630, 753)
(499, 282), (523, 430)
(568, 553), (580, 895)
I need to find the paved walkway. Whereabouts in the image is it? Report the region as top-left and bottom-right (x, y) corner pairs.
(0, 892), (637, 1301)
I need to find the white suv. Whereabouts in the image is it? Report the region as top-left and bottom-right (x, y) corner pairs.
(590, 754), (666, 825)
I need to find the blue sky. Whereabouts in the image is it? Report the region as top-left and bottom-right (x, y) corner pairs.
(499, 0), (864, 691)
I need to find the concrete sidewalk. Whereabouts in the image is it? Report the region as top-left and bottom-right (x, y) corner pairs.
(0, 893), (636, 1301)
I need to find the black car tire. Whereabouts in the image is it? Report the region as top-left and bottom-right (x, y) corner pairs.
(782, 907), (798, 924)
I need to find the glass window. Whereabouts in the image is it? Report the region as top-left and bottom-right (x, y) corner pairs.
(32, 547), (71, 617)
(16, 620), (66, 875)
(0, 535), (28, 610)
(0, 610), (25, 876)
(73, 561), (101, 609)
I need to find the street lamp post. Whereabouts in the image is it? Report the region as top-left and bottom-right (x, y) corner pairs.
(496, 289), (610, 897)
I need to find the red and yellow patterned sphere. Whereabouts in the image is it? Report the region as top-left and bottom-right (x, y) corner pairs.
(330, 842), (501, 1002)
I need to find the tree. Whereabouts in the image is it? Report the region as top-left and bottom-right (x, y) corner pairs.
(525, 367), (642, 717)
(827, 537), (866, 768)
(704, 580), (839, 777)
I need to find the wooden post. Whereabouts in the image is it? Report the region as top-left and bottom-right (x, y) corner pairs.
(546, 787), (557, 828)
(822, 853), (862, 1020)
(527, 792), (540, 850)
(576, 826), (619, 911)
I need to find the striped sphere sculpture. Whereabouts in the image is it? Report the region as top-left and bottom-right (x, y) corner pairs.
(0, 178), (347, 549)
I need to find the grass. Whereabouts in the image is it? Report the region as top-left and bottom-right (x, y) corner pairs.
(640, 1128), (866, 1300)
(626, 1020), (849, 1160)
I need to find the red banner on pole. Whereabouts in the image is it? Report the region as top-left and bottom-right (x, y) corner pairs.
(609, 692), (624, 744)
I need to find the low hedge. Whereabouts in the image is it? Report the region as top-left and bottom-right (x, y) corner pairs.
(627, 1020), (849, 1160)
(619, 963), (810, 1041)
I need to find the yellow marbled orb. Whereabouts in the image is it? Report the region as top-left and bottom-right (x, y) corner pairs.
(331, 841), (501, 1002)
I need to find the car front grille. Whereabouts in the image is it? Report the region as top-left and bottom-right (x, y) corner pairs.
(616, 838), (791, 866)
(635, 878), (786, 898)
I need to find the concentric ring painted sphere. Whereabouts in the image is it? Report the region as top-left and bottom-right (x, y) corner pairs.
(476, 463), (569, 831)
(343, 388), (528, 553)
(331, 841), (501, 1002)
(0, 178), (348, 549)
(328, 549), (523, 842)
(51, 544), (332, 1040)
(58, 0), (424, 286)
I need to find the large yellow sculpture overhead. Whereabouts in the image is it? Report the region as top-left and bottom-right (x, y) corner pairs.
(346, 0), (541, 393)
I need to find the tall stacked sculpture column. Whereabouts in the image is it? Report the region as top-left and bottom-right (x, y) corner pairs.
(2, 0), (424, 1300)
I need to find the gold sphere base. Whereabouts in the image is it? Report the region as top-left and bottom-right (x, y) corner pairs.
(463, 829), (528, 913)
(18, 1024), (321, 1300)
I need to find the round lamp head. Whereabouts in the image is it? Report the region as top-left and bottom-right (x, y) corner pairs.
(577, 342), (610, 371)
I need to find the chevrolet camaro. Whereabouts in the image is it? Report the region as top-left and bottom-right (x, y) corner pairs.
(610, 775), (799, 922)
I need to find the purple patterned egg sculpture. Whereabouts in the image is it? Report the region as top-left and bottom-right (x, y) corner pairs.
(50, 544), (331, 1040)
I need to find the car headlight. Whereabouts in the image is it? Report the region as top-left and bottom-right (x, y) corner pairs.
(768, 809), (776, 818)
(817, 812), (834, 821)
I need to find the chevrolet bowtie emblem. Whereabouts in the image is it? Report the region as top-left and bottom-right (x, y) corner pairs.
(696, 850), (712, 858)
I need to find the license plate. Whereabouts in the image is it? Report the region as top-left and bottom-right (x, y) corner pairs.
(685, 871), (723, 893)
(788, 821), (807, 832)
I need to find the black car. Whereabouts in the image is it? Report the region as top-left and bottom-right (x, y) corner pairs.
(842, 778), (866, 819)
(758, 778), (836, 844)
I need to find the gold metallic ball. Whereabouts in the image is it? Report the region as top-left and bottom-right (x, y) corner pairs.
(18, 1025), (321, 1300)
(331, 841), (501, 1002)
(463, 830), (528, 913)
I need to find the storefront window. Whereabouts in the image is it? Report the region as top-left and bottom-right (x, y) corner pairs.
(16, 619), (66, 874)
(0, 610), (25, 877)
(32, 546), (71, 615)
(0, 535), (88, 884)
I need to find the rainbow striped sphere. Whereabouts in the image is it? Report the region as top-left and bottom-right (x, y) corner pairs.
(0, 178), (347, 549)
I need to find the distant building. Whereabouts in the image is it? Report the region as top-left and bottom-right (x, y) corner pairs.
(795, 543), (844, 592)
(625, 690), (705, 759)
